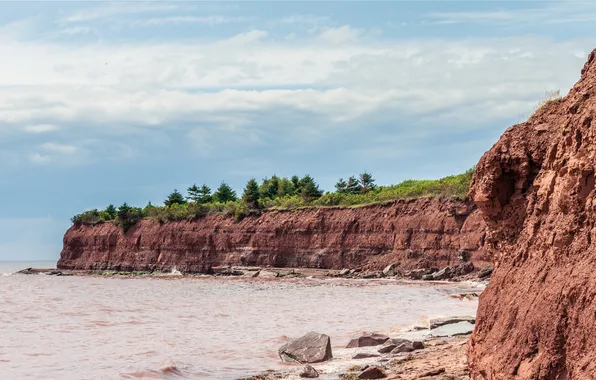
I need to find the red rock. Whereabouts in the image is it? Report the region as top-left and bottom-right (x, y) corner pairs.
(359, 366), (386, 379)
(468, 49), (596, 379)
(58, 198), (489, 273)
(346, 333), (390, 348)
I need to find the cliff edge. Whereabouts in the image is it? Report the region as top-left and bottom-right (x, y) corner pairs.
(58, 197), (488, 273)
(469, 49), (596, 378)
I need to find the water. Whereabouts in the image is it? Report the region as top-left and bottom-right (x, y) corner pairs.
(0, 262), (479, 379)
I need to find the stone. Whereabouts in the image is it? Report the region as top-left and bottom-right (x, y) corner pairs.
(412, 341), (425, 350)
(339, 268), (350, 276)
(300, 365), (319, 378)
(382, 263), (399, 277)
(431, 267), (452, 280)
(477, 267), (493, 279)
(278, 332), (332, 364)
(352, 353), (380, 359)
(258, 270), (278, 278)
(358, 366), (386, 379)
(429, 316), (476, 329)
(419, 367), (445, 377)
(346, 333), (390, 348)
(390, 342), (415, 354)
(377, 344), (397, 354)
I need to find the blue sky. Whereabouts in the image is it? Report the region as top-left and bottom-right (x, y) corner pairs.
(0, 1), (594, 261)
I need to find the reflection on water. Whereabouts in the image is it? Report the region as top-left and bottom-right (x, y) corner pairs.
(0, 262), (478, 379)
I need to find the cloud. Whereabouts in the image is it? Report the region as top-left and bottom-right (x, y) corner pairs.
(319, 25), (363, 44)
(28, 153), (51, 165)
(24, 124), (59, 133)
(41, 142), (77, 154)
(60, 2), (181, 23)
(132, 15), (245, 27)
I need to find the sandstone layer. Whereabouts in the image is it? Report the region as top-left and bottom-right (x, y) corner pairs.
(468, 50), (596, 379)
(58, 197), (489, 273)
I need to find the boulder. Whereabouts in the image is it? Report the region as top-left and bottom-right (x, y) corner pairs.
(278, 332), (332, 364)
(352, 353), (380, 359)
(390, 342), (415, 354)
(382, 263), (399, 277)
(358, 366), (386, 379)
(377, 344), (397, 354)
(431, 267), (452, 280)
(412, 341), (425, 350)
(300, 365), (319, 378)
(429, 316), (475, 329)
(346, 333), (390, 348)
(477, 267), (492, 279)
(339, 268), (350, 276)
(258, 270), (278, 278)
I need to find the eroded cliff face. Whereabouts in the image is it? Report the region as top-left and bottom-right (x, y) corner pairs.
(58, 197), (489, 273)
(468, 50), (596, 379)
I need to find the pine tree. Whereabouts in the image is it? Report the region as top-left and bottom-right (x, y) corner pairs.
(346, 176), (361, 194)
(198, 184), (213, 204)
(359, 172), (376, 194)
(335, 178), (348, 194)
(291, 175), (300, 190)
(187, 184), (201, 203)
(214, 182), (237, 203)
(105, 204), (117, 219)
(165, 189), (187, 206)
(299, 175), (323, 201)
(278, 177), (296, 197)
(242, 178), (261, 209)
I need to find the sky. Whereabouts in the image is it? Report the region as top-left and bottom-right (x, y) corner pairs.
(0, 0), (595, 261)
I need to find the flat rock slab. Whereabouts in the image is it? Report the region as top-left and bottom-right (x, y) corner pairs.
(346, 333), (390, 348)
(279, 332), (332, 364)
(359, 366), (387, 379)
(430, 321), (475, 338)
(429, 316), (476, 329)
(353, 353), (381, 359)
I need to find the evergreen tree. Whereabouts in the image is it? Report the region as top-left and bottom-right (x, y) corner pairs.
(278, 178), (296, 197)
(104, 204), (117, 219)
(214, 182), (237, 203)
(359, 172), (376, 194)
(187, 184), (201, 203)
(291, 175), (300, 190)
(346, 176), (361, 194)
(242, 178), (261, 209)
(335, 178), (348, 194)
(165, 189), (187, 206)
(299, 175), (323, 201)
(198, 184), (213, 204)
(260, 175), (280, 200)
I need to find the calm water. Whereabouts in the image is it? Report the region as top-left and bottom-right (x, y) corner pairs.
(0, 261), (479, 379)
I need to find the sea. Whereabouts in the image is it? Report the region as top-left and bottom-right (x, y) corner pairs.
(0, 261), (480, 379)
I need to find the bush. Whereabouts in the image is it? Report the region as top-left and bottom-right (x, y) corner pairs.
(72, 209), (104, 225)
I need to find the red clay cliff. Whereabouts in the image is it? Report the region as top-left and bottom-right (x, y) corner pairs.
(469, 49), (596, 379)
(58, 197), (489, 273)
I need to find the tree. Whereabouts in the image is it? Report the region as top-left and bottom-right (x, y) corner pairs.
(198, 184), (213, 204)
(278, 177), (296, 197)
(291, 175), (300, 190)
(165, 189), (187, 206)
(104, 204), (117, 219)
(335, 178), (348, 194)
(346, 176), (361, 194)
(299, 175), (323, 201)
(187, 184), (201, 203)
(214, 182), (237, 203)
(359, 172), (376, 194)
(117, 202), (144, 232)
(242, 178), (261, 209)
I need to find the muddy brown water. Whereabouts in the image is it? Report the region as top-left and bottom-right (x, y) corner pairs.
(0, 262), (479, 379)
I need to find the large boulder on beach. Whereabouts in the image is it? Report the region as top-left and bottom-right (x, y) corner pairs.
(346, 333), (390, 348)
(278, 332), (332, 364)
(359, 366), (387, 379)
(300, 365), (319, 378)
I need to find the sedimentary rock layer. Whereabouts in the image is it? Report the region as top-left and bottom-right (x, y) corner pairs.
(58, 197), (488, 273)
(468, 50), (596, 379)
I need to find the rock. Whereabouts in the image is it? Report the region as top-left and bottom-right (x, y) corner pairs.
(419, 367), (445, 377)
(390, 342), (415, 354)
(258, 270), (278, 278)
(339, 268), (350, 276)
(358, 366), (386, 379)
(352, 353), (380, 359)
(299, 365), (319, 378)
(362, 272), (380, 279)
(421, 274), (434, 281)
(451, 261), (475, 276)
(429, 316), (475, 329)
(346, 333), (390, 348)
(431, 267), (452, 280)
(477, 267), (492, 279)
(412, 341), (425, 350)
(278, 332), (332, 363)
(377, 344), (397, 353)
(382, 263), (399, 277)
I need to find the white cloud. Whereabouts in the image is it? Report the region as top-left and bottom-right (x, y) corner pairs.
(132, 15), (245, 27)
(24, 124), (59, 133)
(319, 25), (363, 44)
(41, 142), (77, 154)
(29, 153), (51, 165)
(60, 2), (181, 23)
